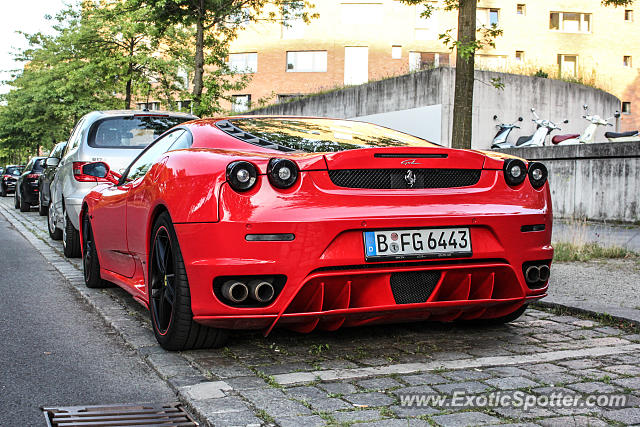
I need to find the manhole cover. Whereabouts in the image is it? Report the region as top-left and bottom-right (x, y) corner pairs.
(42, 402), (198, 426)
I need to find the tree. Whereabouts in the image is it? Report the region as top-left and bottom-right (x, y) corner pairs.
(401, 0), (634, 149)
(133, 0), (317, 116)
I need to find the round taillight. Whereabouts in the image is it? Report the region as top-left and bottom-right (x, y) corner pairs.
(267, 158), (299, 189)
(226, 161), (257, 192)
(528, 162), (548, 189)
(503, 159), (527, 186)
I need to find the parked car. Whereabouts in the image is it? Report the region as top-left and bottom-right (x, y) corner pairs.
(81, 116), (553, 351)
(15, 157), (46, 212)
(38, 141), (67, 216)
(0, 167), (4, 175)
(1, 165), (25, 196)
(49, 110), (196, 256)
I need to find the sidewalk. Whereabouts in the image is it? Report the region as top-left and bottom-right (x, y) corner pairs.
(547, 218), (640, 325)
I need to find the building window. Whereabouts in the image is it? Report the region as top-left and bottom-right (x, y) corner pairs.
(177, 100), (191, 112)
(515, 51), (525, 62)
(622, 102), (632, 114)
(558, 54), (578, 77)
(625, 9), (634, 21)
(277, 94), (303, 103)
(478, 8), (500, 27)
(282, 2), (305, 39)
(228, 53), (258, 74)
(409, 52), (450, 72)
(341, 3), (383, 24)
(624, 56), (633, 67)
(286, 51), (327, 72)
(231, 95), (251, 113)
(137, 102), (160, 111)
(517, 4), (526, 15)
(550, 12), (591, 33)
(391, 45), (402, 59)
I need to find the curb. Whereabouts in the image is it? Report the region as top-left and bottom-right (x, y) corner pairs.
(533, 300), (640, 329)
(0, 203), (261, 427)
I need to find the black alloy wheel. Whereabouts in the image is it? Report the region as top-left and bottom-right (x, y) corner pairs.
(48, 203), (62, 240)
(82, 212), (109, 288)
(14, 190), (20, 209)
(149, 212), (228, 351)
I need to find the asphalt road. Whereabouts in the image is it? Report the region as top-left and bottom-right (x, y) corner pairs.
(0, 213), (175, 425)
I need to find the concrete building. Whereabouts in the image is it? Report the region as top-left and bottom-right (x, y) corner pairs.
(219, 0), (639, 131)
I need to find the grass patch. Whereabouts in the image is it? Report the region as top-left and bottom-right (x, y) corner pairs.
(553, 242), (638, 262)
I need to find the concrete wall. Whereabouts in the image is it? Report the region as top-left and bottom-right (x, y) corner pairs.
(248, 67), (621, 150)
(497, 142), (640, 223)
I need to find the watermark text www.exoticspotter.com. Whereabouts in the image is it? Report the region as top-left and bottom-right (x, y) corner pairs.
(399, 391), (628, 411)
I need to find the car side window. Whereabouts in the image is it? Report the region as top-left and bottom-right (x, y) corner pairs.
(24, 159), (34, 172)
(63, 118), (86, 158)
(167, 130), (193, 152)
(125, 130), (186, 182)
(52, 143), (66, 159)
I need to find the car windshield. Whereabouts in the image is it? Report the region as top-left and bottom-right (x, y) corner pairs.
(6, 167), (23, 176)
(88, 116), (192, 149)
(32, 159), (46, 173)
(226, 118), (437, 153)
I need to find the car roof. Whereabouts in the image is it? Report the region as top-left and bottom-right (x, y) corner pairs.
(89, 110), (198, 119)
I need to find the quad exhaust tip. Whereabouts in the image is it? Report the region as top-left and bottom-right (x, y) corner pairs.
(221, 278), (276, 304)
(525, 266), (540, 284)
(538, 265), (550, 282)
(524, 263), (551, 288)
(221, 280), (249, 303)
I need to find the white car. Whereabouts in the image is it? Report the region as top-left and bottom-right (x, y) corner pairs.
(48, 110), (197, 257)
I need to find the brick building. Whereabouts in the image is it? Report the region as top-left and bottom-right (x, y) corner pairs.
(145, 0), (640, 131)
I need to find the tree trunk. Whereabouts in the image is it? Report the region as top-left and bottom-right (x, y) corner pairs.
(124, 77), (133, 109)
(192, 2), (205, 114)
(451, 0), (477, 149)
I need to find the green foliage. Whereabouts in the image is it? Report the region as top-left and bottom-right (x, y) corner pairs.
(553, 242), (638, 262)
(534, 69), (549, 78)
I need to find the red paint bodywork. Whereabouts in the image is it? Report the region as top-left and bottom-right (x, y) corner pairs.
(82, 117), (553, 335)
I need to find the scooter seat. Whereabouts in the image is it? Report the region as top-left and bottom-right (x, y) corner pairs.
(552, 134), (580, 144)
(605, 131), (638, 138)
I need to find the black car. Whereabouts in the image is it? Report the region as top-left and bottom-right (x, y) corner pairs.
(0, 165), (25, 197)
(15, 157), (46, 212)
(38, 141), (67, 216)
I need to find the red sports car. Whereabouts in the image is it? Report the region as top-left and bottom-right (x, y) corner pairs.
(80, 117), (552, 350)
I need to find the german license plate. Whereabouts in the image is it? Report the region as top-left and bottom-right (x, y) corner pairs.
(363, 228), (472, 261)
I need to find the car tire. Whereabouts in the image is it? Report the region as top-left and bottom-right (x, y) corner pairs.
(0, 184), (6, 197)
(82, 212), (110, 288)
(62, 209), (81, 258)
(485, 304), (528, 325)
(14, 191), (20, 209)
(149, 212), (228, 351)
(48, 204), (62, 240)
(38, 193), (48, 216)
(19, 191), (30, 212)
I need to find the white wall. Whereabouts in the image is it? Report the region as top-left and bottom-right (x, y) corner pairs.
(351, 105), (443, 144)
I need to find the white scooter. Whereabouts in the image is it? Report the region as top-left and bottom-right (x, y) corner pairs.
(513, 108), (568, 147)
(605, 112), (640, 142)
(552, 105), (618, 145)
(491, 115), (523, 149)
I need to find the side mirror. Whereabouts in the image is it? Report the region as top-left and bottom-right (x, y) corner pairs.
(615, 111), (621, 119)
(82, 162), (110, 179)
(531, 108), (535, 112)
(518, 117), (523, 122)
(583, 104), (588, 111)
(493, 115), (498, 121)
(564, 119), (569, 124)
(45, 157), (60, 168)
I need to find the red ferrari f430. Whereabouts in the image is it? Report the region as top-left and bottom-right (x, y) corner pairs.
(80, 117), (553, 350)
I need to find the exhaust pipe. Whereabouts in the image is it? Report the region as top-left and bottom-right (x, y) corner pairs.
(538, 265), (550, 282)
(525, 266), (540, 284)
(221, 280), (249, 303)
(248, 279), (275, 303)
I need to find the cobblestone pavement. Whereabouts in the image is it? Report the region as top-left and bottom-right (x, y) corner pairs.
(2, 196), (640, 426)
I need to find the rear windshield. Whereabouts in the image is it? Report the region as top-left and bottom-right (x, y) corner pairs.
(6, 167), (23, 176)
(32, 159), (46, 172)
(226, 118), (436, 153)
(88, 116), (191, 149)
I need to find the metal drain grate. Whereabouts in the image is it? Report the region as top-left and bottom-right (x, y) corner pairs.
(42, 402), (198, 426)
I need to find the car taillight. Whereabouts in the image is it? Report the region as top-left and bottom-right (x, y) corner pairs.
(2, 175), (9, 181)
(27, 174), (39, 179)
(73, 162), (108, 182)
